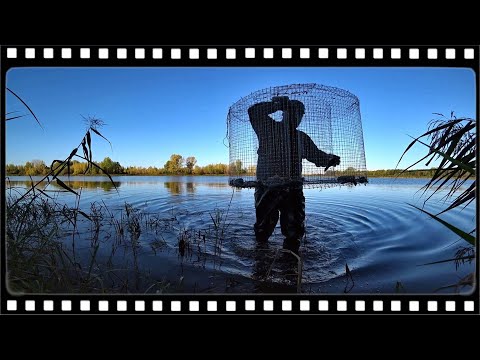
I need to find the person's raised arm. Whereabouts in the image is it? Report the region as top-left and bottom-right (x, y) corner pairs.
(248, 96), (288, 132)
(285, 99), (305, 117)
(300, 132), (341, 170)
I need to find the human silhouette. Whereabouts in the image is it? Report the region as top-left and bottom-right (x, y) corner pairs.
(248, 96), (340, 253)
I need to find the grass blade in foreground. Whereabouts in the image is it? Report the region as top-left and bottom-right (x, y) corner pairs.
(6, 87), (43, 129)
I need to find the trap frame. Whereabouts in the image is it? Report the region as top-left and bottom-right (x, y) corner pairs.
(228, 83), (368, 188)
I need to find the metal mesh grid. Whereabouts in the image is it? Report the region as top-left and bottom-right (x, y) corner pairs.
(228, 83), (368, 188)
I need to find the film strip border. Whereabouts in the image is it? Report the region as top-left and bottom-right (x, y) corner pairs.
(2, 296), (478, 314)
(1, 45), (478, 66)
(1, 45), (479, 314)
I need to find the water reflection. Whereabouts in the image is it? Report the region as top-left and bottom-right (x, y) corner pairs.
(203, 182), (230, 189)
(7, 176), (232, 195)
(8, 179), (121, 192)
(186, 182), (195, 194)
(163, 181), (229, 194)
(164, 181), (194, 195)
(164, 181), (181, 195)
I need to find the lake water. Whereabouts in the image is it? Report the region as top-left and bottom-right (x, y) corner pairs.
(6, 175), (476, 294)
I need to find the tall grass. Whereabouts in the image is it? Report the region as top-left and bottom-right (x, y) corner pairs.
(208, 189), (234, 256)
(10, 119), (117, 210)
(5, 92), (134, 292)
(397, 112), (476, 291)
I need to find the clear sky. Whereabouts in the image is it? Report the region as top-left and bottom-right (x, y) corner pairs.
(6, 67), (476, 170)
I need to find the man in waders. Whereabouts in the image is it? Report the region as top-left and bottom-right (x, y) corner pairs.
(248, 96), (340, 253)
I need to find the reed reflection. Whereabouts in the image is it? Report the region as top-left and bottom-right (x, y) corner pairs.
(164, 181), (189, 195)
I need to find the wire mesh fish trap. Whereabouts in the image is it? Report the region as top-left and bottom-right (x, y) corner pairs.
(227, 83), (368, 188)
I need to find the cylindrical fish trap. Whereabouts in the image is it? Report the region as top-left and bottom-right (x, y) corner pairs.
(227, 83), (368, 188)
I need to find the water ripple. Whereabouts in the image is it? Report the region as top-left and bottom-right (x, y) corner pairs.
(7, 176), (475, 293)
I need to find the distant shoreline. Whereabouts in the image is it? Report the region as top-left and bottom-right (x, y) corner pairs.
(6, 173), (474, 179)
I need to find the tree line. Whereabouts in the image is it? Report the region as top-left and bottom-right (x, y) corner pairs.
(6, 155), (448, 178)
(364, 169), (438, 178)
(331, 167), (441, 178)
(6, 154), (231, 176)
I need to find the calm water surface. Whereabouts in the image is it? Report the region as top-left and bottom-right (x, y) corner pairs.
(7, 175), (476, 293)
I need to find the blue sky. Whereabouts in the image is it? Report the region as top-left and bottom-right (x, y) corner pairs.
(6, 67), (476, 170)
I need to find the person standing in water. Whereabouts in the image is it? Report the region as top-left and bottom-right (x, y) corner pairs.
(248, 96), (340, 253)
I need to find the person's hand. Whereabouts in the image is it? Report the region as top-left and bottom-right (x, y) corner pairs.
(325, 154), (340, 171)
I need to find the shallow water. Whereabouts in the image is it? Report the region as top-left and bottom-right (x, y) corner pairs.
(6, 175), (476, 294)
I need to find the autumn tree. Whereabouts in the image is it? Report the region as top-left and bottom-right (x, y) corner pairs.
(229, 159), (244, 174)
(185, 156), (197, 174)
(193, 165), (204, 175)
(164, 154), (184, 174)
(6, 164), (20, 175)
(246, 165), (257, 175)
(99, 157), (123, 174)
(23, 159), (48, 176)
(71, 160), (88, 175)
